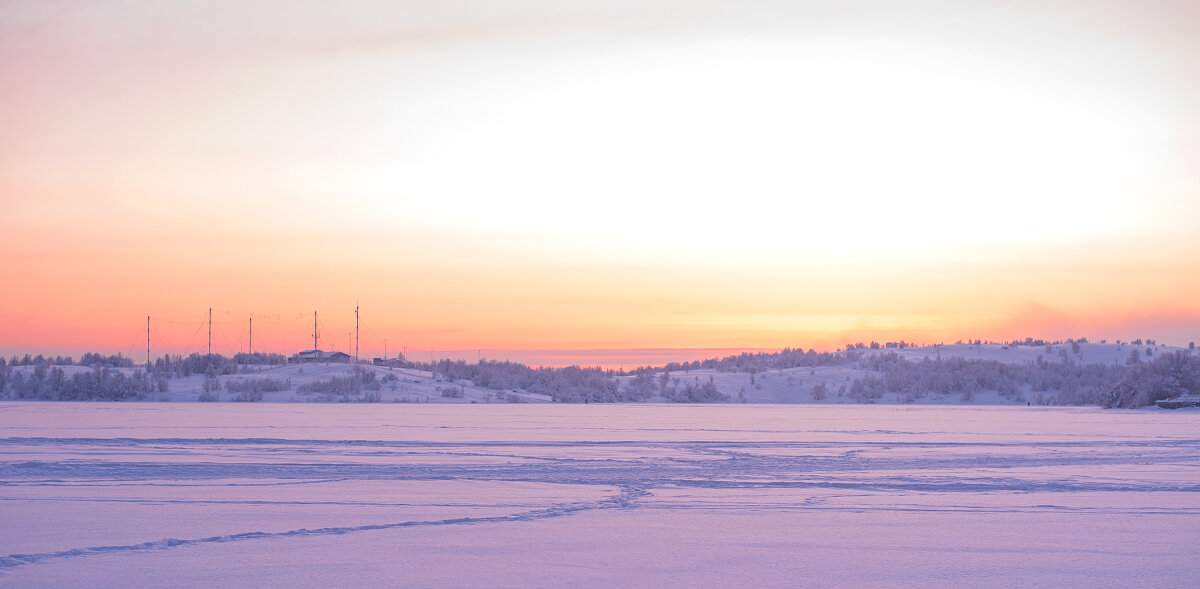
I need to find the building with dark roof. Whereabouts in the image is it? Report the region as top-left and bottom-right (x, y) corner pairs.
(289, 350), (352, 363)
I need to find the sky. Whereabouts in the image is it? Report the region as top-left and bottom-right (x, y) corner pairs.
(2, 0), (1199, 366)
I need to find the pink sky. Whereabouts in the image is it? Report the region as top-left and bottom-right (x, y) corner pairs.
(3, 1), (1199, 366)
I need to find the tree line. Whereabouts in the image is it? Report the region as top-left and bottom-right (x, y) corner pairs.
(1, 364), (167, 401)
(410, 359), (629, 403)
(3, 343), (1198, 406)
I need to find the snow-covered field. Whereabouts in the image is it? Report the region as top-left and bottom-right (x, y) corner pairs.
(1, 403), (1197, 587)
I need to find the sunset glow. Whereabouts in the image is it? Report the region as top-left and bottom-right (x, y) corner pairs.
(3, 1), (1199, 366)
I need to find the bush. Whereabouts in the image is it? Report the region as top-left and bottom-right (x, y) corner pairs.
(848, 376), (885, 403)
(664, 377), (728, 403)
(298, 374), (378, 395)
(296, 368), (382, 401)
(202, 367), (221, 394)
(232, 389), (264, 402)
(226, 377), (290, 395)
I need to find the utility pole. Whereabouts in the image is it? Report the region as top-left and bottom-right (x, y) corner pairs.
(208, 308), (212, 356)
(355, 306), (360, 364)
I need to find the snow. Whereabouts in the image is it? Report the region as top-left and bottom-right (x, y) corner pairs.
(202, 364), (551, 404)
(9, 342), (1192, 405)
(873, 341), (1185, 366)
(639, 342), (1193, 404)
(5, 363), (553, 403)
(1, 403), (1197, 587)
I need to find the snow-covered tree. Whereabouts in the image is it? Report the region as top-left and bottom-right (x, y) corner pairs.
(1099, 351), (1200, 408)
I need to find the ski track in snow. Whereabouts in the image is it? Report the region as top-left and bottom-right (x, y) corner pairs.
(4, 434), (1200, 571)
(1, 405), (1198, 581)
(0, 485), (650, 569)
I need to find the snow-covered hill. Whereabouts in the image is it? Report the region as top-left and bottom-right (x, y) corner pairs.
(6, 342), (1192, 405)
(874, 341), (1184, 367)
(6, 363), (552, 404)
(631, 342), (1193, 405)
(211, 364), (552, 404)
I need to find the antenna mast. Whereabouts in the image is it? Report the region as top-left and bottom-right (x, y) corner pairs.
(249, 317), (253, 355)
(355, 306), (359, 364)
(313, 311), (318, 351)
(146, 315), (151, 368)
(208, 308), (212, 355)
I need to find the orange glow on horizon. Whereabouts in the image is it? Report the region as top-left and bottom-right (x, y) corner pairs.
(3, 2), (1200, 367)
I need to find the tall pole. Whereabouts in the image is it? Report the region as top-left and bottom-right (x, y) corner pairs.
(249, 317), (253, 356)
(208, 308), (212, 356)
(355, 306), (359, 364)
(146, 315), (151, 368)
(313, 311), (318, 351)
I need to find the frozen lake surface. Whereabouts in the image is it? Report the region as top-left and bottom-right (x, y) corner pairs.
(1, 403), (1197, 587)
